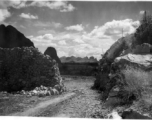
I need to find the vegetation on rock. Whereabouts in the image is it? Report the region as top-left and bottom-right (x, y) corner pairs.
(134, 11), (152, 46)
(0, 47), (63, 92)
(93, 11), (152, 105)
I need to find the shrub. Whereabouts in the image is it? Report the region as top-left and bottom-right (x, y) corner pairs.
(134, 11), (152, 46)
(121, 66), (152, 99)
(0, 47), (63, 92)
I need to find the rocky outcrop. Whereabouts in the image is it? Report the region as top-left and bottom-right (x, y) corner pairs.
(92, 34), (152, 101)
(44, 47), (61, 65)
(0, 24), (34, 48)
(102, 34), (135, 62)
(115, 53), (152, 69)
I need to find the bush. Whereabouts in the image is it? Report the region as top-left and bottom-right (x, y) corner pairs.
(134, 11), (152, 46)
(121, 66), (152, 100)
(0, 47), (63, 92)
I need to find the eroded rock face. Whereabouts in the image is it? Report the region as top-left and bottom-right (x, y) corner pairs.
(93, 34), (139, 101)
(0, 24), (34, 48)
(103, 34), (135, 62)
(115, 53), (152, 69)
(44, 47), (61, 65)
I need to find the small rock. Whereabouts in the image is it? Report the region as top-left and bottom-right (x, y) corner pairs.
(40, 85), (44, 90)
(46, 91), (51, 96)
(52, 88), (59, 95)
(43, 90), (48, 96)
(43, 86), (48, 90)
(21, 90), (26, 95)
(38, 91), (44, 97)
(32, 90), (38, 94)
(54, 85), (61, 91)
(35, 87), (39, 91)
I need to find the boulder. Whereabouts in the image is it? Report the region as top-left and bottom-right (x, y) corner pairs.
(44, 47), (61, 65)
(115, 53), (152, 70)
(0, 24), (34, 48)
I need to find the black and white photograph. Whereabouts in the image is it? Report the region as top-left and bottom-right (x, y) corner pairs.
(0, 0), (152, 119)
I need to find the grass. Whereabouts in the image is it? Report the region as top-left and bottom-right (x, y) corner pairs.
(121, 66), (152, 96)
(121, 66), (152, 115)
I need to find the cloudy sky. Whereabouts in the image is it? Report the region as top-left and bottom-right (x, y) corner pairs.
(0, 0), (151, 59)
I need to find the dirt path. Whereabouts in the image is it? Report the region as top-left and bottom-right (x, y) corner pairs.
(10, 92), (76, 116)
(10, 76), (103, 118)
(37, 76), (103, 118)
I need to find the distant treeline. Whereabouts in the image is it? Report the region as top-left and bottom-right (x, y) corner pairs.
(60, 62), (98, 76)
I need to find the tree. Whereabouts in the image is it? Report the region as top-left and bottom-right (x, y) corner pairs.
(134, 11), (152, 45)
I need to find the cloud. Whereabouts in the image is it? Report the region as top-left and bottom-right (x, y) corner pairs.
(73, 38), (85, 43)
(140, 10), (145, 15)
(0, 0), (27, 9)
(65, 24), (84, 31)
(34, 21), (62, 28)
(89, 19), (140, 41)
(0, 0), (75, 12)
(20, 25), (26, 29)
(60, 3), (76, 12)
(30, 1), (75, 12)
(28, 34), (54, 43)
(19, 13), (38, 19)
(52, 22), (62, 28)
(0, 9), (11, 22)
(58, 40), (66, 45)
(38, 29), (56, 34)
(28, 31), (104, 59)
(28, 19), (139, 60)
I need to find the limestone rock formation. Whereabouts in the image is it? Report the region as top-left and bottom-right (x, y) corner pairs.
(0, 24), (34, 48)
(44, 47), (61, 65)
(102, 34), (135, 62)
(115, 53), (152, 68)
(92, 34), (152, 101)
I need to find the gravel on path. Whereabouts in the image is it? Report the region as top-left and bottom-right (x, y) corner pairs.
(38, 76), (105, 118)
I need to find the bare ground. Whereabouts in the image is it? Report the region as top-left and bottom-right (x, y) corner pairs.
(0, 76), (106, 118)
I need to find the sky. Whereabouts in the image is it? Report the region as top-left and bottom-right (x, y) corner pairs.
(0, 0), (152, 60)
